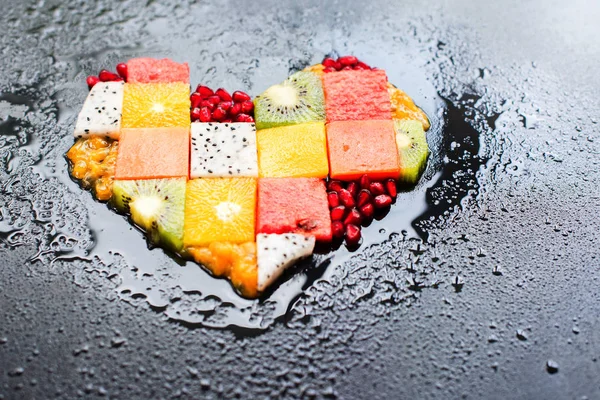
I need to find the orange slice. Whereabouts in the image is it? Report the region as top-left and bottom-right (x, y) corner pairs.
(183, 178), (257, 246)
(122, 83), (191, 128)
(388, 83), (430, 131)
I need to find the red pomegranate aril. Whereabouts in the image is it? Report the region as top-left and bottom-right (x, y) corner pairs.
(353, 64), (368, 70)
(359, 174), (371, 189)
(322, 57), (336, 68)
(116, 63), (128, 79)
(357, 189), (372, 208)
(229, 102), (242, 117)
(241, 100), (254, 114)
(246, 116), (255, 123)
(199, 107), (212, 122)
(86, 75), (100, 89)
(98, 69), (120, 82)
(331, 221), (345, 239)
(323, 67), (336, 73)
(342, 66), (353, 71)
(207, 95), (221, 105)
(385, 179), (397, 198)
(190, 107), (202, 121)
(334, 61), (342, 71)
(338, 56), (358, 67)
(212, 107), (227, 121)
(374, 194), (393, 209)
(215, 88), (232, 102)
(356, 61), (371, 70)
(370, 182), (385, 196)
(338, 189), (355, 208)
(345, 224), (362, 246)
(330, 206), (346, 221)
(344, 208), (362, 226)
(232, 90), (251, 103)
(190, 92), (203, 109)
(196, 85), (214, 98)
(327, 191), (340, 208)
(219, 101), (232, 111)
(222, 119), (232, 123)
(236, 113), (253, 123)
(327, 180), (344, 193)
(359, 203), (374, 220)
(346, 181), (358, 198)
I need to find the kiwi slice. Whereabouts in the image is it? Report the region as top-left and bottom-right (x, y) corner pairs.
(394, 120), (430, 184)
(111, 178), (186, 253)
(253, 71), (325, 130)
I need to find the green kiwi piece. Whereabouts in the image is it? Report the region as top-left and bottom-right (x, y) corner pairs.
(394, 120), (430, 185)
(253, 71), (325, 130)
(111, 178), (186, 252)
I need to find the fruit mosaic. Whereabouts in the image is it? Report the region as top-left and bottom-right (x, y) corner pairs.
(67, 56), (431, 298)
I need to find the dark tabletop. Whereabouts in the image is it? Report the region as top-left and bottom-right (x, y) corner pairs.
(1, 0), (599, 399)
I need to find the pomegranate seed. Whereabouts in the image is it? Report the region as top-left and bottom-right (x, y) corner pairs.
(344, 208), (362, 226)
(212, 107), (227, 121)
(86, 75), (100, 89)
(374, 194), (393, 209)
(99, 69), (120, 82)
(370, 182), (385, 196)
(241, 100), (254, 114)
(333, 61), (342, 71)
(207, 95), (221, 105)
(356, 61), (371, 70)
(219, 101), (232, 111)
(327, 191), (340, 208)
(196, 85), (214, 98)
(359, 174), (371, 189)
(199, 107), (212, 122)
(359, 203), (374, 220)
(323, 67), (336, 73)
(342, 66), (353, 71)
(338, 189), (355, 208)
(331, 221), (345, 239)
(222, 119), (232, 123)
(330, 206), (346, 221)
(229, 102), (242, 117)
(116, 63), (128, 79)
(385, 179), (397, 198)
(353, 64), (368, 70)
(246, 116), (255, 123)
(338, 56), (358, 67)
(345, 224), (362, 246)
(215, 88), (232, 102)
(236, 113), (253, 123)
(346, 181), (358, 198)
(190, 92), (202, 109)
(190, 107), (201, 121)
(327, 180), (344, 193)
(232, 91), (251, 103)
(322, 58), (336, 68)
(357, 189), (372, 208)
(200, 99), (215, 110)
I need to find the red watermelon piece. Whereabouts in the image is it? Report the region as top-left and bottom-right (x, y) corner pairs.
(257, 178), (332, 242)
(127, 58), (190, 84)
(323, 70), (391, 122)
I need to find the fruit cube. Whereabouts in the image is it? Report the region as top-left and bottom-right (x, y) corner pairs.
(256, 178), (331, 241)
(327, 120), (399, 180)
(122, 83), (190, 129)
(126, 58), (190, 84)
(114, 127), (190, 180)
(323, 70), (391, 122)
(183, 178), (257, 246)
(74, 81), (124, 139)
(190, 122), (258, 178)
(257, 122), (329, 178)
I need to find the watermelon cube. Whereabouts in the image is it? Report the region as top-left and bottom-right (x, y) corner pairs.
(126, 58), (190, 84)
(257, 178), (332, 242)
(323, 70), (391, 122)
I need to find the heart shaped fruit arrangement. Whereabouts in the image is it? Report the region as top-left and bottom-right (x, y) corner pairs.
(67, 56), (430, 298)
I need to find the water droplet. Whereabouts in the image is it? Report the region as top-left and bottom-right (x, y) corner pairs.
(516, 329), (528, 341)
(546, 360), (559, 374)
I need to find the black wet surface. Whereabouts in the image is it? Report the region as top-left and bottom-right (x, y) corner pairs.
(1, 0), (600, 398)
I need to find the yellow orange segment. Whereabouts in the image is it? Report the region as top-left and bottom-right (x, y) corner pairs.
(257, 122), (329, 178)
(122, 83), (191, 128)
(183, 178), (257, 246)
(388, 83), (430, 131)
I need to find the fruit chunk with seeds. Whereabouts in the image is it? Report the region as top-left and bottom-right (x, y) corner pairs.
(257, 178), (331, 242)
(115, 127), (189, 180)
(256, 233), (315, 292)
(394, 120), (429, 184)
(183, 178), (257, 246)
(122, 83), (190, 128)
(187, 242), (258, 298)
(74, 81), (124, 139)
(126, 58), (190, 84)
(111, 178), (186, 252)
(322, 70), (391, 122)
(190, 122), (258, 178)
(388, 83), (430, 131)
(257, 122), (329, 178)
(253, 71), (325, 130)
(327, 120), (399, 180)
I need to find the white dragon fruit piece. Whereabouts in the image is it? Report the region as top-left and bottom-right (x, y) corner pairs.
(256, 233), (316, 292)
(190, 122), (258, 178)
(74, 81), (124, 139)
